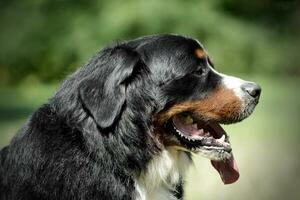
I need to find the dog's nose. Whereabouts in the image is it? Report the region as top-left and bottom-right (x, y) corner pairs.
(242, 82), (261, 99)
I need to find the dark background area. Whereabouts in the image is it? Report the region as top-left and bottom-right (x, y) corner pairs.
(0, 0), (300, 199)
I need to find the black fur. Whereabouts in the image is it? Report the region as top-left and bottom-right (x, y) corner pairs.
(173, 177), (184, 200)
(0, 34), (222, 200)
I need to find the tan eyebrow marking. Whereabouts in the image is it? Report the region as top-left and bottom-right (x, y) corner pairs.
(195, 48), (206, 59)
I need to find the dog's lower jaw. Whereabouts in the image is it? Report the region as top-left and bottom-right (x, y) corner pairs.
(134, 148), (191, 200)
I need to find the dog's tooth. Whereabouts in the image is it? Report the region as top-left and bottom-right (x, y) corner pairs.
(217, 135), (226, 143)
(221, 135), (226, 141)
(176, 130), (183, 137)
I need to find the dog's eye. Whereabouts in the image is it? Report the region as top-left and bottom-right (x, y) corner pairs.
(193, 68), (204, 76)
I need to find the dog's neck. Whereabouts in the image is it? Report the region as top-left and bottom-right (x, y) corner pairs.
(134, 148), (191, 200)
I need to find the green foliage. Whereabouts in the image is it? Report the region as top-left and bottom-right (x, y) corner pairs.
(0, 0), (299, 84)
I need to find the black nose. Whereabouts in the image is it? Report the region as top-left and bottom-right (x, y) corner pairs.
(242, 83), (261, 99)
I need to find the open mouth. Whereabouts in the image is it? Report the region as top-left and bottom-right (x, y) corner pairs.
(166, 112), (240, 184)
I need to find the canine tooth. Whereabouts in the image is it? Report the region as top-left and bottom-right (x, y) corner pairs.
(217, 135), (226, 143)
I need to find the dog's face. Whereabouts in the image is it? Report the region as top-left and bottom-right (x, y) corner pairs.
(128, 35), (261, 184)
(73, 34), (261, 185)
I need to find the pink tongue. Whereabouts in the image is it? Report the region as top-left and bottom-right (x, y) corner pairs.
(211, 155), (239, 184)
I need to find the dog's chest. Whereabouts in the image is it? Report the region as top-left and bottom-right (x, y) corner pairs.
(134, 149), (191, 200)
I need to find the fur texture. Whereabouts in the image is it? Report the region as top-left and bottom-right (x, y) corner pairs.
(0, 34), (261, 200)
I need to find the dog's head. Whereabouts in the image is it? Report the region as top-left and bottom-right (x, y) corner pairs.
(58, 34), (261, 184)
(146, 35), (261, 184)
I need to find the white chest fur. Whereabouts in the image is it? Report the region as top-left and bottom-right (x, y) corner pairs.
(134, 148), (191, 200)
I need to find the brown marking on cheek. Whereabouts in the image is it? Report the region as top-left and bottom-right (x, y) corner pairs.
(195, 48), (206, 59)
(154, 86), (242, 125)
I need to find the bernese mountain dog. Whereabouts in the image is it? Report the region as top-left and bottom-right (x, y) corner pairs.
(0, 34), (261, 200)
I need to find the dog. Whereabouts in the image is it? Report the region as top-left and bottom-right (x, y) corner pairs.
(0, 34), (261, 200)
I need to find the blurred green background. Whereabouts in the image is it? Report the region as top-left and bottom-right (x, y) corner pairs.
(0, 0), (300, 199)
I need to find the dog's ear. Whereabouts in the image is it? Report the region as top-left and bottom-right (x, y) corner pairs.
(79, 46), (142, 129)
